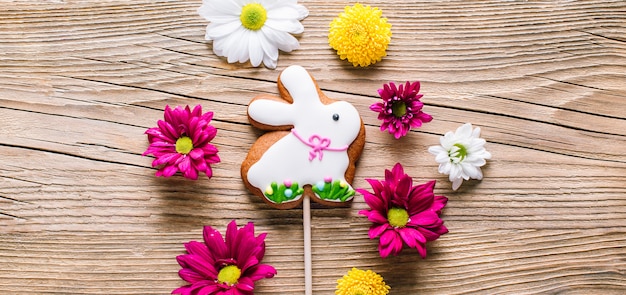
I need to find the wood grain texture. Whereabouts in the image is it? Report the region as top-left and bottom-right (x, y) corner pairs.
(0, 0), (625, 294)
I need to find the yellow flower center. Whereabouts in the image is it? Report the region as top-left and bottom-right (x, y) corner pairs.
(387, 207), (409, 228)
(336, 268), (390, 295)
(391, 101), (407, 117)
(349, 24), (367, 44)
(328, 3), (392, 67)
(217, 265), (241, 285)
(450, 143), (468, 163)
(175, 136), (193, 154)
(240, 3), (267, 31)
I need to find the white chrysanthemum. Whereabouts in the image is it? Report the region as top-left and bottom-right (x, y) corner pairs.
(198, 0), (308, 69)
(428, 123), (492, 190)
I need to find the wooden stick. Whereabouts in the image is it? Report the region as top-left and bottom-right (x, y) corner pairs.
(303, 194), (312, 295)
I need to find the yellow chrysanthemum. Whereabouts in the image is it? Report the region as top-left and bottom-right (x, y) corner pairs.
(336, 268), (390, 295)
(328, 3), (392, 67)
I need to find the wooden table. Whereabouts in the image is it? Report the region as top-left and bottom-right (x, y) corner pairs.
(1, 1), (625, 294)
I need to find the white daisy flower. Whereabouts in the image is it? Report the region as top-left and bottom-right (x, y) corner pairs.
(428, 123), (492, 190)
(198, 0), (309, 69)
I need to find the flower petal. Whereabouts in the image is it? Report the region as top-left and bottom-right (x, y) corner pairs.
(431, 195), (448, 213)
(178, 268), (206, 284)
(206, 20), (243, 41)
(235, 276), (255, 292)
(199, 0), (241, 18)
(178, 156), (192, 174)
(203, 226), (228, 260)
(456, 123), (473, 138)
(417, 226), (447, 241)
(408, 210), (441, 227)
(364, 209), (388, 224)
(261, 27), (300, 52)
(264, 18), (304, 34)
(257, 30), (279, 61)
(248, 32), (264, 67)
(359, 190), (385, 212)
(176, 254), (217, 278)
(379, 229), (398, 247)
(392, 174), (413, 207)
(365, 178), (385, 197)
(157, 120), (179, 140)
(171, 286), (192, 295)
(367, 223), (390, 239)
(189, 148), (205, 160)
(158, 165), (179, 177)
(407, 180), (436, 215)
(416, 243), (427, 258)
(184, 241), (214, 264)
(398, 227), (426, 247)
(262, 54), (277, 69)
(378, 242), (394, 258)
(196, 284), (221, 295)
(452, 177), (463, 190)
(246, 264), (277, 281)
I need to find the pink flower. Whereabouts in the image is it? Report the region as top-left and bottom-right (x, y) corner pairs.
(172, 220), (277, 295)
(370, 81), (433, 139)
(357, 163), (448, 258)
(143, 105), (220, 180)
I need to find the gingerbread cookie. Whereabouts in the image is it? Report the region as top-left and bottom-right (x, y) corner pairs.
(241, 65), (366, 209)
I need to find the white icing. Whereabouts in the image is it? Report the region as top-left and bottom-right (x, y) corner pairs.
(246, 65), (362, 203)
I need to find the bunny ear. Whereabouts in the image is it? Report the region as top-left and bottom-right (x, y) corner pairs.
(278, 65), (323, 107)
(248, 98), (295, 127)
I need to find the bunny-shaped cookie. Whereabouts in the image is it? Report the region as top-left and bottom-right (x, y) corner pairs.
(241, 65), (365, 209)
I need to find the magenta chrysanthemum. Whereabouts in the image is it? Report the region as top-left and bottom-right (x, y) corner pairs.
(357, 163), (448, 258)
(370, 81), (433, 139)
(143, 105), (220, 180)
(172, 220), (277, 295)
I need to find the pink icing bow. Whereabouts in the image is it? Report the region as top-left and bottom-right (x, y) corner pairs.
(291, 129), (349, 161)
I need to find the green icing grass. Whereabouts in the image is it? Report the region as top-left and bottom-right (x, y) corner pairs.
(312, 180), (355, 202)
(264, 182), (304, 204)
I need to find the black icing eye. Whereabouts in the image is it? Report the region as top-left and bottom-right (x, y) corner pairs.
(332, 113), (340, 121)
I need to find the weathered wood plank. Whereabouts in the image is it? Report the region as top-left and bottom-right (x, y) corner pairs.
(1, 0), (625, 294)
